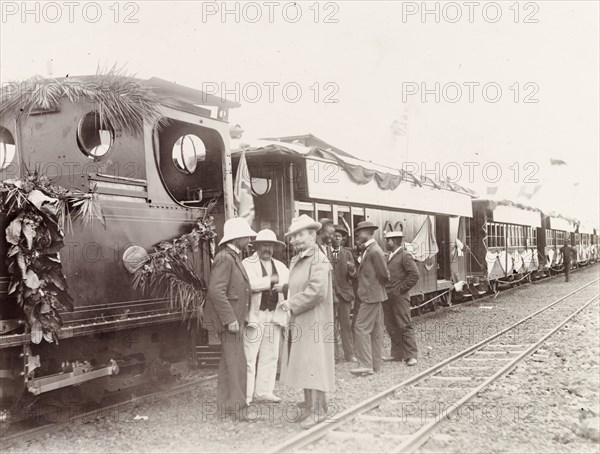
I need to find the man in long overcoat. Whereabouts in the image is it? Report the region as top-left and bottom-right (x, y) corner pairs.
(203, 217), (257, 420)
(279, 215), (335, 429)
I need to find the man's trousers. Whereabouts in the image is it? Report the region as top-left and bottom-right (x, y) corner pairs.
(244, 310), (282, 403)
(334, 297), (355, 360)
(353, 302), (383, 371)
(382, 294), (418, 360)
(217, 330), (247, 417)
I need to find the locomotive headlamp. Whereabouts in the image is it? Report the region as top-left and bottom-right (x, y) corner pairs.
(122, 245), (149, 274)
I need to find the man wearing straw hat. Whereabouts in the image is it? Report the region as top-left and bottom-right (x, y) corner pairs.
(279, 215), (335, 429)
(204, 217), (257, 419)
(351, 221), (390, 376)
(242, 229), (290, 405)
(382, 229), (420, 365)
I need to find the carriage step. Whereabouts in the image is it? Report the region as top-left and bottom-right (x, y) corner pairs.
(195, 345), (221, 368)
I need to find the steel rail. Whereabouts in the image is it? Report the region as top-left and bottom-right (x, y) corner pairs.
(393, 293), (599, 453)
(0, 374), (218, 446)
(268, 277), (599, 453)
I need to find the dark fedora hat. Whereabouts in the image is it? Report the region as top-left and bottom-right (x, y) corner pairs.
(355, 221), (379, 232)
(333, 224), (348, 236)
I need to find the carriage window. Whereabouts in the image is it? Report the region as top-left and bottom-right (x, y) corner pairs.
(172, 134), (206, 174)
(77, 112), (114, 159)
(526, 227), (537, 247)
(0, 126), (16, 170)
(546, 229), (554, 247)
(251, 177), (272, 196)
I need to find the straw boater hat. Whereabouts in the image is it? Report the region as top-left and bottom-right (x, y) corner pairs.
(354, 220), (379, 232)
(218, 217), (257, 246)
(252, 229), (285, 248)
(285, 215), (322, 237)
(333, 224), (349, 236)
(384, 230), (404, 239)
(318, 218), (333, 227)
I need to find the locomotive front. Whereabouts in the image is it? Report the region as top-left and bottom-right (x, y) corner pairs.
(0, 75), (238, 421)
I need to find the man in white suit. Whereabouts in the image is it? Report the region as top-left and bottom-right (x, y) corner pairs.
(242, 229), (289, 404)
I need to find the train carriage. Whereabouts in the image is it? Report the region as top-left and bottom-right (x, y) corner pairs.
(538, 214), (578, 273)
(231, 135), (475, 310)
(0, 75), (238, 418)
(573, 224), (597, 265)
(466, 198), (542, 292)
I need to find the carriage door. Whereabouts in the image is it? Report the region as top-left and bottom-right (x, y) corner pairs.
(435, 215), (451, 280)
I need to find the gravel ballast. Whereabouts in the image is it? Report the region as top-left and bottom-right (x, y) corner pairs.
(417, 298), (600, 453)
(3, 265), (598, 453)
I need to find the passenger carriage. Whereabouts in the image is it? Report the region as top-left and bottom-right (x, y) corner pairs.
(230, 134), (475, 312)
(465, 198), (542, 293)
(572, 224), (597, 265)
(538, 213), (578, 274)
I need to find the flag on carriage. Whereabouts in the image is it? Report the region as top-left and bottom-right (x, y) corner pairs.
(233, 149), (255, 226)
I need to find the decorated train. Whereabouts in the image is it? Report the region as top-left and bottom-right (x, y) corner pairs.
(0, 75), (597, 421)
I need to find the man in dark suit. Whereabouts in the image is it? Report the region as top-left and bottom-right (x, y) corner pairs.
(382, 230), (420, 365)
(560, 239), (576, 282)
(351, 221), (390, 376)
(331, 225), (357, 362)
(204, 217), (257, 419)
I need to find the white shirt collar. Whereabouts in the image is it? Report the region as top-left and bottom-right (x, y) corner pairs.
(364, 238), (376, 248)
(388, 246), (403, 260)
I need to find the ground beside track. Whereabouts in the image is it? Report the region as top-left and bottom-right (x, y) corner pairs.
(3, 265), (599, 453)
(418, 298), (600, 454)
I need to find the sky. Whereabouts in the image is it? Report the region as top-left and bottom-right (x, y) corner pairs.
(1, 1), (598, 225)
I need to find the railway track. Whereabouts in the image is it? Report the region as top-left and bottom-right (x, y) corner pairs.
(0, 373), (217, 446)
(2, 269), (595, 450)
(269, 278), (599, 453)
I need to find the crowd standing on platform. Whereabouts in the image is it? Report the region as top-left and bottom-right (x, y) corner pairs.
(204, 215), (420, 426)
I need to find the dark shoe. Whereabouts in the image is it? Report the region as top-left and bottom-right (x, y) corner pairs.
(300, 412), (328, 429)
(406, 358), (418, 366)
(350, 367), (374, 376)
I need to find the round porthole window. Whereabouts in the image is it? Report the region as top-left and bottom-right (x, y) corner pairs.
(0, 127), (16, 170)
(77, 112), (114, 159)
(172, 134), (207, 174)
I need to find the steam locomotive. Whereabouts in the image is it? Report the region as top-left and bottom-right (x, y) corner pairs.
(0, 75), (597, 422)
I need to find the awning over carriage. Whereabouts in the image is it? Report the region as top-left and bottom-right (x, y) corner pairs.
(475, 197), (543, 228)
(231, 138), (475, 218)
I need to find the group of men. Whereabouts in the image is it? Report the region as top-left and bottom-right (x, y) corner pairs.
(315, 218), (420, 376)
(203, 214), (420, 427)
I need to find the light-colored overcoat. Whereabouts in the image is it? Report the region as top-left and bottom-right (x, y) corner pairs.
(279, 243), (335, 393)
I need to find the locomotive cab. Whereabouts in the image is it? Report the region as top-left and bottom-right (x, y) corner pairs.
(0, 75), (238, 420)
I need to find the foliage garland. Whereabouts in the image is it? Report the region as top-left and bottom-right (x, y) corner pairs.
(0, 65), (163, 136)
(0, 172), (105, 344)
(131, 214), (217, 326)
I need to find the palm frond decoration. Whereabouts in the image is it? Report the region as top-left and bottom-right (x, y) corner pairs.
(0, 64), (163, 136)
(0, 171), (105, 344)
(131, 218), (217, 327)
